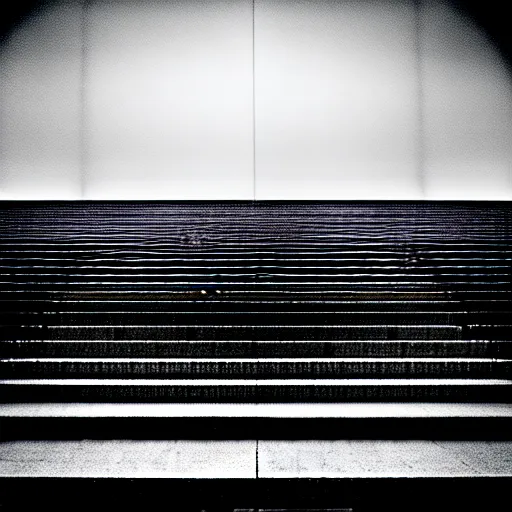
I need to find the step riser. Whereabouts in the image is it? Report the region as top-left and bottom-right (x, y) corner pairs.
(5, 326), (507, 340)
(0, 284), (509, 293)
(3, 269), (509, 279)
(1, 341), (499, 358)
(2, 261), (510, 271)
(0, 326), (464, 341)
(1, 477), (510, 511)
(497, 342), (512, 358)
(1, 384), (509, 403)
(2, 417), (511, 440)
(1, 277), (510, 286)
(1, 301), (510, 313)
(2, 361), (508, 379)
(1, 291), (509, 302)
(1, 312), (509, 326)
(2, 242), (510, 251)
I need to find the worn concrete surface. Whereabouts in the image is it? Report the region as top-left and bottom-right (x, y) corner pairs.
(1, 402), (512, 418)
(0, 440), (256, 478)
(1, 440), (511, 478)
(258, 440), (512, 478)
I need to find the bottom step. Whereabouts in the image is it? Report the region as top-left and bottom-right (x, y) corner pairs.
(1, 379), (511, 403)
(1, 403), (511, 440)
(1, 439), (511, 478)
(1, 476), (510, 512)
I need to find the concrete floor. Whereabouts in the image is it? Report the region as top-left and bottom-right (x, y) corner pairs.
(2, 402), (512, 418)
(1, 440), (511, 478)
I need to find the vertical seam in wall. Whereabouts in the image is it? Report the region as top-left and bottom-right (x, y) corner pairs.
(256, 437), (259, 478)
(509, 78), (512, 196)
(414, 0), (426, 198)
(79, 0), (89, 199)
(252, 0), (256, 201)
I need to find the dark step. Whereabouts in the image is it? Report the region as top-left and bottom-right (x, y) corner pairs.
(3, 311), (508, 326)
(0, 471), (511, 512)
(0, 325), (462, 341)
(1, 239), (510, 249)
(2, 266), (509, 277)
(1, 250), (510, 266)
(2, 275), (510, 287)
(0, 290), (509, 302)
(1, 378), (510, 403)
(1, 402), (511, 440)
(0, 284), (509, 295)
(1, 257), (510, 268)
(0, 267), (511, 288)
(1, 299), (510, 313)
(1, 340), (500, 358)
(2, 358), (508, 379)
(467, 325), (512, 340)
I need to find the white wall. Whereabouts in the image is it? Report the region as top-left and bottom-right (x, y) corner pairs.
(255, 0), (421, 199)
(421, 0), (512, 199)
(84, 0), (254, 199)
(0, 1), (82, 199)
(1, 0), (511, 200)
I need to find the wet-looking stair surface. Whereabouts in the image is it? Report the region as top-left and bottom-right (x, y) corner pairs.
(0, 202), (511, 511)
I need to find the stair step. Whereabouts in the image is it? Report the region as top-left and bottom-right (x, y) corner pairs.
(2, 270), (509, 280)
(1, 340), (500, 358)
(1, 299), (510, 313)
(2, 241), (510, 251)
(2, 378), (510, 402)
(2, 261), (510, 272)
(1, 311), (509, 326)
(0, 311), (496, 324)
(2, 358), (509, 379)
(4, 402), (511, 418)
(2, 403), (511, 440)
(0, 325), (463, 341)
(1, 439), (511, 478)
(1, 290), (510, 302)
(1, 284), (509, 293)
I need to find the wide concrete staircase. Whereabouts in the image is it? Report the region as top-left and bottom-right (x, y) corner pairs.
(1, 202), (511, 511)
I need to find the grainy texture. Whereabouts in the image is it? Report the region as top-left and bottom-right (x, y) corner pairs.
(1, 439), (511, 478)
(0, 440), (256, 478)
(0, 202), (511, 402)
(258, 440), (512, 478)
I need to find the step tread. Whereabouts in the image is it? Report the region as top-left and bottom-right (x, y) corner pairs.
(3, 357), (505, 362)
(1, 439), (511, 479)
(3, 378), (510, 385)
(2, 402), (511, 418)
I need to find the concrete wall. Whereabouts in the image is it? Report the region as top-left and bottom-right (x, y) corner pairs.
(1, 0), (511, 200)
(0, 1), (83, 199)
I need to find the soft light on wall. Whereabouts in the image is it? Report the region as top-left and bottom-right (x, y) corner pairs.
(0, 0), (511, 200)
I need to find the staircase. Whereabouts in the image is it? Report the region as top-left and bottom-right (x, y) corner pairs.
(1, 202), (511, 511)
